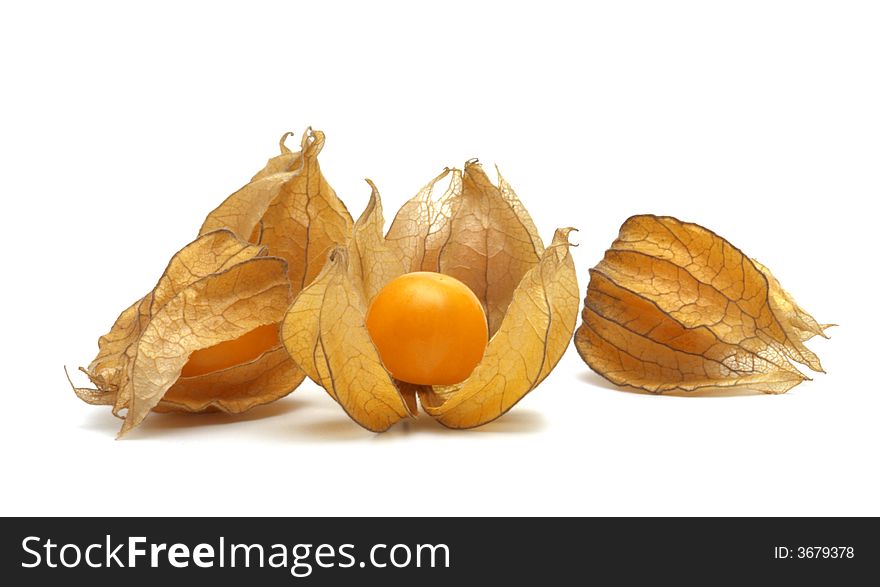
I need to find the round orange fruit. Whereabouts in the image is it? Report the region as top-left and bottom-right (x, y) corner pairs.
(365, 272), (488, 385)
(181, 323), (279, 378)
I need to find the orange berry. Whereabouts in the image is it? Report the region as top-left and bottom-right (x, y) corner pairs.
(181, 323), (279, 377)
(365, 272), (488, 385)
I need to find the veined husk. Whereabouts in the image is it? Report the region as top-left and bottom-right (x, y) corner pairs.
(201, 129), (353, 291)
(282, 161), (580, 431)
(73, 129), (352, 436)
(574, 215), (831, 395)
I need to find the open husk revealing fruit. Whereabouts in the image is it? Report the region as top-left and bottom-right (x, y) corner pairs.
(574, 215), (831, 395)
(282, 162), (580, 431)
(72, 129), (353, 436)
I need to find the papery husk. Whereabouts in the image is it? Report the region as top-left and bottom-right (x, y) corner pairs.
(420, 228), (579, 427)
(75, 230), (298, 436)
(75, 128), (352, 435)
(283, 163), (579, 430)
(201, 128), (353, 293)
(385, 161), (545, 336)
(574, 215), (830, 394)
(282, 247), (413, 432)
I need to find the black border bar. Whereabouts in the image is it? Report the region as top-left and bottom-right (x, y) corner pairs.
(2, 517), (876, 584)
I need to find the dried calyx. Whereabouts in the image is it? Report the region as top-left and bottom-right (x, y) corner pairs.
(282, 162), (580, 431)
(574, 215), (831, 395)
(73, 129), (351, 436)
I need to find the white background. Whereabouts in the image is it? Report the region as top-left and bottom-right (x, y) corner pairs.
(1, 1), (878, 516)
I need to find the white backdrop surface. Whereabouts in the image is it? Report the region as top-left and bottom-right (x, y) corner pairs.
(1, 1), (877, 516)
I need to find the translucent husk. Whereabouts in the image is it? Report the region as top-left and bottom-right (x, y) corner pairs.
(574, 215), (831, 394)
(282, 161), (580, 431)
(74, 129), (352, 435)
